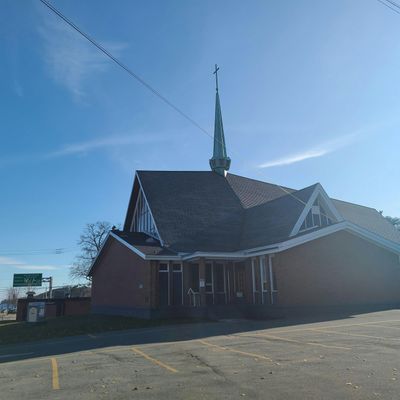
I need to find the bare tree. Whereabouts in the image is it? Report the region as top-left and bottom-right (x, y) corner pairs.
(70, 221), (112, 281)
(6, 287), (20, 307)
(385, 216), (400, 231)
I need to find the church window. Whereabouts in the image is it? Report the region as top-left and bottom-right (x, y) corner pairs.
(132, 189), (159, 239)
(299, 197), (333, 232)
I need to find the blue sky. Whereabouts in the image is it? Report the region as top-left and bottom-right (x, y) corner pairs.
(1, 0), (399, 298)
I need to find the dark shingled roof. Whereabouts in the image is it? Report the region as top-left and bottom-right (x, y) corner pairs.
(240, 184), (318, 249)
(226, 174), (294, 209)
(121, 171), (400, 254)
(137, 171), (244, 252)
(332, 199), (400, 244)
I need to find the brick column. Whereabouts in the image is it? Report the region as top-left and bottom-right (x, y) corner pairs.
(199, 257), (206, 306)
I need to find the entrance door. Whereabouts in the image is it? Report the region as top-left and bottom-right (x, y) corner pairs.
(226, 264), (235, 304)
(159, 263), (169, 306)
(234, 263), (246, 303)
(171, 263), (182, 305)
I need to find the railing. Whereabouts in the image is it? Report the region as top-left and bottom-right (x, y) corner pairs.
(187, 288), (201, 307)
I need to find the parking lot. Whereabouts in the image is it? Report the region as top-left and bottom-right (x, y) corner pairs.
(1, 309), (400, 399)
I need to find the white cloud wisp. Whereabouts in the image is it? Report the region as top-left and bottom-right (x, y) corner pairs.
(38, 11), (126, 100)
(258, 133), (359, 169)
(0, 256), (59, 271)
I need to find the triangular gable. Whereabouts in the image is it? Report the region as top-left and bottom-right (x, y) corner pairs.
(289, 183), (344, 237)
(126, 173), (163, 244)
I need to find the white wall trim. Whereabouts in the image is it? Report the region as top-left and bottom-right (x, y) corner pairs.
(289, 183), (344, 237)
(110, 231), (147, 259)
(92, 221), (400, 271)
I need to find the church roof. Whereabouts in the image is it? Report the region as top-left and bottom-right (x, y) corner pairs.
(332, 199), (400, 244)
(239, 184), (318, 249)
(134, 171), (244, 253)
(122, 171), (400, 255)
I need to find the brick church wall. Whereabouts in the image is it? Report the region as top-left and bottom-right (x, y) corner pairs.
(274, 230), (400, 307)
(91, 236), (152, 317)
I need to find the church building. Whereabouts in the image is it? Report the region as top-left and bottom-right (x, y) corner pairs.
(89, 68), (400, 319)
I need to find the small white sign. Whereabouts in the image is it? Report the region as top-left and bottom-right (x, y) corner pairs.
(199, 278), (205, 288)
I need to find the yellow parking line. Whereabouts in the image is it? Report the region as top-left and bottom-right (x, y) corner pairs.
(272, 319), (400, 335)
(241, 333), (351, 350)
(50, 357), (60, 390)
(310, 328), (400, 341)
(131, 347), (177, 373)
(198, 339), (273, 362)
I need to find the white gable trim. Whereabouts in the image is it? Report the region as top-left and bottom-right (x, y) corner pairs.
(110, 231), (147, 259)
(289, 183), (344, 237)
(89, 222), (400, 268)
(244, 222), (400, 257)
(132, 172), (164, 246)
(109, 232), (181, 261)
(345, 222), (400, 255)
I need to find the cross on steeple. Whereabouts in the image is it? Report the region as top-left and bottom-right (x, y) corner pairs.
(213, 64), (220, 92)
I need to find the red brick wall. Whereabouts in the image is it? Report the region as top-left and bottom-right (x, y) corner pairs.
(64, 298), (91, 316)
(274, 231), (400, 306)
(91, 237), (152, 309)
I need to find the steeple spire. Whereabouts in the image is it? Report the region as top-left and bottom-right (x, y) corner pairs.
(209, 64), (231, 176)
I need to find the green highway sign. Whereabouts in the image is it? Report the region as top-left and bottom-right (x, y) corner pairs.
(13, 273), (43, 287)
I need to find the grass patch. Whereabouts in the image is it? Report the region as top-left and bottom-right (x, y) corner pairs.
(0, 314), (201, 345)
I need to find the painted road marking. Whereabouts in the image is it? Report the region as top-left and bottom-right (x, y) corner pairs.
(240, 333), (351, 351)
(50, 357), (60, 390)
(198, 339), (273, 362)
(309, 328), (400, 341)
(131, 347), (178, 373)
(271, 319), (400, 335)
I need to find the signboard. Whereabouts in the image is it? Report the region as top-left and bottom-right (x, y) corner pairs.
(27, 302), (46, 322)
(13, 273), (43, 287)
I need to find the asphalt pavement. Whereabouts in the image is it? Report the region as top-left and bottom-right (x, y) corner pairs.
(1, 309), (400, 399)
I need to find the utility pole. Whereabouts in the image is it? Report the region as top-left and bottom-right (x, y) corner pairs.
(42, 277), (53, 299)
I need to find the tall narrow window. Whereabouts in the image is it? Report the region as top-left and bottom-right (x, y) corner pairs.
(132, 189), (159, 240)
(214, 264), (225, 293)
(260, 257), (268, 292)
(205, 263), (213, 293)
(190, 264), (199, 292)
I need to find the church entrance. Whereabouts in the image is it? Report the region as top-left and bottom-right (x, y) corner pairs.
(159, 263), (169, 306)
(159, 262), (183, 306)
(226, 262), (246, 304)
(171, 263), (183, 306)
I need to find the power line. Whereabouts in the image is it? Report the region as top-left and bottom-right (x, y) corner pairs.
(376, 0), (400, 14)
(37, 0), (331, 219)
(384, 0), (400, 10)
(38, 0), (214, 140)
(0, 248), (77, 256)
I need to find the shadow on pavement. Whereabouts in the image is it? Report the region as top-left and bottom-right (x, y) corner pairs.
(0, 304), (398, 364)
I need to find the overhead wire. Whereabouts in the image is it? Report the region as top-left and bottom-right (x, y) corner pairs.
(37, 1), (334, 224)
(38, 0), (214, 140)
(376, 0), (400, 14)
